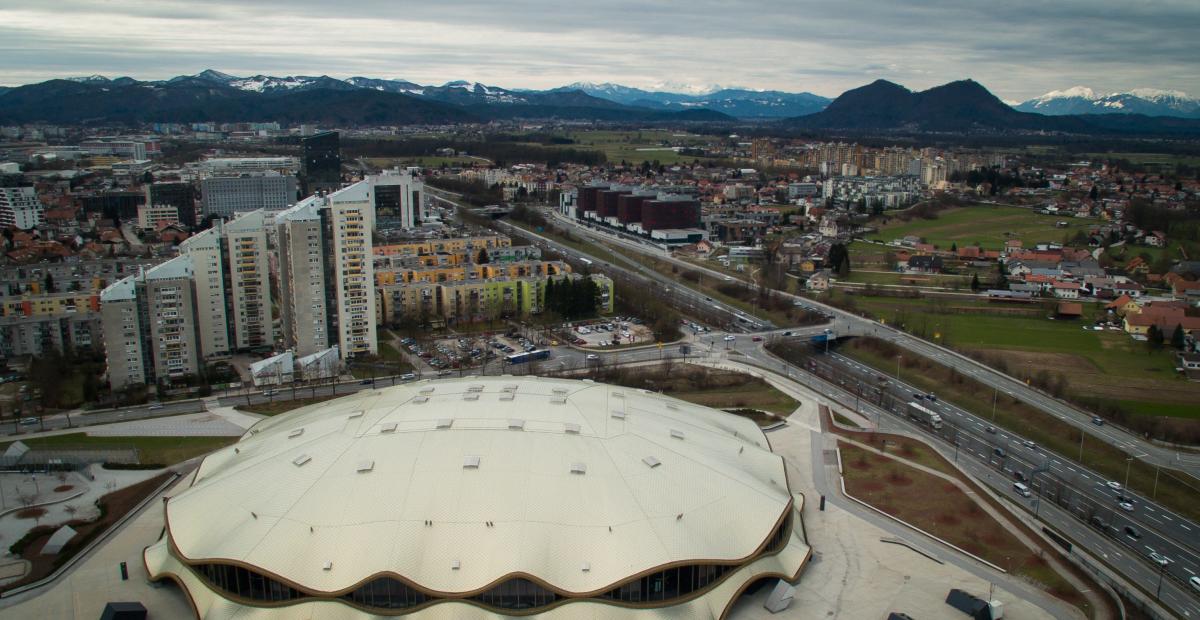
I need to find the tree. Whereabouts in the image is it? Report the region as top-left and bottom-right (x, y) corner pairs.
(476, 248), (490, 264)
(995, 260), (1008, 288)
(1171, 324), (1186, 350)
(970, 273), (981, 292)
(43, 273), (54, 293)
(950, 242), (958, 252)
(1147, 325), (1164, 350)
(1089, 185), (1099, 201)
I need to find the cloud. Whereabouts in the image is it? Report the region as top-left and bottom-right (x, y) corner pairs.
(0, 0), (1196, 100)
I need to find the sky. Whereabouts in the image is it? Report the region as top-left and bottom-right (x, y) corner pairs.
(1, 0), (1197, 101)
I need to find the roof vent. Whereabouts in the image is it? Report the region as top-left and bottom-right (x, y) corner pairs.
(564, 423), (581, 434)
(419, 387), (435, 394)
(451, 560), (461, 570)
(550, 396), (567, 405)
(436, 418), (453, 429)
(642, 456), (661, 468)
(413, 396), (429, 404)
(502, 384), (518, 392)
(380, 422), (397, 434)
(508, 419), (525, 430)
(581, 562), (591, 572)
(347, 410), (364, 419)
(611, 391), (625, 398)
(570, 462), (587, 475)
(666, 403), (679, 410)
(499, 393), (515, 401)
(356, 460), (375, 473)
(292, 454), (311, 467)
(670, 429), (685, 440)
(610, 411), (626, 420)
(463, 455), (481, 469)
(468, 384), (484, 392)
(582, 379), (594, 384)
(288, 428), (304, 439)
(323, 561), (333, 571)
(463, 393), (479, 401)
(552, 387), (569, 395)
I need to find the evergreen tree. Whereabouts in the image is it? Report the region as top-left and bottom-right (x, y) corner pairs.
(950, 242), (957, 252)
(1171, 324), (1186, 350)
(476, 248), (490, 264)
(970, 273), (980, 292)
(44, 272), (54, 293)
(1147, 325), (1164, 350)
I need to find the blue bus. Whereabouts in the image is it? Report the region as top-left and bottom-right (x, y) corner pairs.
(505, 349), (550, 364)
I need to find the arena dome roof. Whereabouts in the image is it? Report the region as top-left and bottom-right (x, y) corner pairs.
(146, 376), (810, 618)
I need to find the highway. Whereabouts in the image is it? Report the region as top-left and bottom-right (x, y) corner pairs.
(542, 207), (1200, 479)
(0, 399), (206, 438)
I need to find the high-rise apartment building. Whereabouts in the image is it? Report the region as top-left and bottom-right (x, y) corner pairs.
(275, 180), (377, 361)
(300, 131), (341, 195)
(101, 256), (202, 389)
(224, 210), (272, 349)
(178, 223), (232, 358)
(326, 183), (377, 359)
(0, 186), (44, 230)
(275, 198), (331, 358)
(200, 172), (297, 218)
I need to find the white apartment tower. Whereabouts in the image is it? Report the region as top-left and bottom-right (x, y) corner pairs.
(225, 210), (273, 349)
(100, 255), (203, 389)
(275, 197), (330, 358)
(178, 223), (231, 358)
(0, 186), (45, 230)
(326, 183), (378, 359)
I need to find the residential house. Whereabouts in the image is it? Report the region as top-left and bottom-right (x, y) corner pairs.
(806, 270), (831, 291)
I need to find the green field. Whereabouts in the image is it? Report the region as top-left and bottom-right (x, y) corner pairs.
(867, 205), (1094, 251)
(840, 270), (973, 287)
(560, 130), (718, 165)
(366, 156), (488, 168)
(1083, 152), (1200, 168)
(0, 433), (235, 465)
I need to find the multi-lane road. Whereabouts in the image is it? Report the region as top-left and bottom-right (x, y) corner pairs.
(541, 207), (1200, 478)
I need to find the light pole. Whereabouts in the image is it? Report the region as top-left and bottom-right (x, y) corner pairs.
(895, 354), (902, 383)
(991, 385), (998, 421)
(1123, 456), (1133, 492)
(1156, 557), (1171, 599)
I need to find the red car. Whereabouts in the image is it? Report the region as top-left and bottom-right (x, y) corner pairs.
(752, 336), (763, 342)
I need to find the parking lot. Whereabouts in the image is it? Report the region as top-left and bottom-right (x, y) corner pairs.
(567, 317), (654, 348)
(398, 330), (556, 374)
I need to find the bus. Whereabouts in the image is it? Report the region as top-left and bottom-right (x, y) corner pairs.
(506, 349), (550, 364)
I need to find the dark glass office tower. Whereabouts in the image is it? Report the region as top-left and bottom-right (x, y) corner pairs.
(300, 131), (341, 195)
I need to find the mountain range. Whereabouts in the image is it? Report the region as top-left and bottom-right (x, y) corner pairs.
(3, 70), (1200, 135)
(783, 79), (1200, 135)
(0, 71), (734, 125)
(1013, 86), (1200, 119)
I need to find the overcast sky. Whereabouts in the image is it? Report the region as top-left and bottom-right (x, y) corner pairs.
(1, 0), (1197, 100)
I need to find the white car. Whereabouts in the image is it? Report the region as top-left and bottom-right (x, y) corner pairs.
(1106, 481), (1122, 491)
(585, 354), (599, 361)
(723, 335), (736, 342)
(1118, 501), (1135, 512)
(1189, 575), (1200, 592)
(1149, 551), (1170, 566)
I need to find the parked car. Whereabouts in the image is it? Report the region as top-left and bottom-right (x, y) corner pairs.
(751, 336), (763, 342)
(400, 373), (416, 381)
(723, 335), (736, 341)
(148, 402), (164, 410)
(19, 417), (38, 426)
(586, 354), (599, 361)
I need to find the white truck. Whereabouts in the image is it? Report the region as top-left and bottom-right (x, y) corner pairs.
(907, 401), (944, 430)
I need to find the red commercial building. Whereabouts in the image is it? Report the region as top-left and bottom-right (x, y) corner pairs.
(642, 198), (701, 231)
(616, 193), (653, 224)
(597, 189), (629, 219)
(576, 185), (608, 217)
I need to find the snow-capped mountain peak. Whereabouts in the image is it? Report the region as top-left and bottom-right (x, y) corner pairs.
(1015, 86), (1200, 118)
(1033, 86), (1099, 102)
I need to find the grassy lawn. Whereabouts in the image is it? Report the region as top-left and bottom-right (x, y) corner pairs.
(839, 339), (1200, 523)
(365, 156), (487, 167)
(669, 381), (799, 416)
(562, 130), (717, 165)
(0, 434), (235, 466)
(840, 270), (972, 288)
(867, 205), (1094, 251)
(1082, 152), (1200, 168)
(236, 395), (342, 417)
(839, 441), (1093, 616)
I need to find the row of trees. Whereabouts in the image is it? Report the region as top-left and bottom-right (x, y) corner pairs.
(544, 277), (600, 320)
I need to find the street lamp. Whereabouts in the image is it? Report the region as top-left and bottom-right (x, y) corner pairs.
(1123, 456), (1133, 492)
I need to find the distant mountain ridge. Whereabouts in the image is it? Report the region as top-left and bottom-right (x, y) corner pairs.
(784, 79), (1200, 135)
(0, 71), (734, 125)
(1014, 86), (1200, 118)
(553, 82), (830, 118)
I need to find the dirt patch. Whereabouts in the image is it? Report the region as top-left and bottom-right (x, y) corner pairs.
(53, 485), (73, 493)
(15, 508), (46, 520)
(2, 472), (172, 593)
